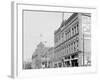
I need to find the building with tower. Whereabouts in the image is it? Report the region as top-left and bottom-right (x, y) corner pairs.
(54, 13), (91, 67)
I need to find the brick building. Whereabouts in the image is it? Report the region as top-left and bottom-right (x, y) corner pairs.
(54, 13), (91, 68)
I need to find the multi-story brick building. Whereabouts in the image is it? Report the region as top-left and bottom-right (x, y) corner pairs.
(54, 13), (91, 68)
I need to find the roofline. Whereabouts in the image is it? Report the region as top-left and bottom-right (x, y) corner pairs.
(54, 13), (78, 35)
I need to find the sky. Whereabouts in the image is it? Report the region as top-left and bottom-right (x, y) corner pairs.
(23, 10), (73, 62)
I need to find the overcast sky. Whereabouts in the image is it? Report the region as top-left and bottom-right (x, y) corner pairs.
(23, 10), (73, 62)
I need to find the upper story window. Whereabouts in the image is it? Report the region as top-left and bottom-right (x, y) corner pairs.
(72, 27), (74, 36)
(70, 42), (73, 54)
(67, 29), (70, 39)
(62, 33), (64, 38)
(74, 26), (76, 35)
(76, 38), (79, 51)
(77, 22), (79, 34)
(59, 35), (60, 41)
(74, 41), (76, 52)
(69, 44), (70, 54)
(69, 29), (71, 38)
(65, 31), (68, 40)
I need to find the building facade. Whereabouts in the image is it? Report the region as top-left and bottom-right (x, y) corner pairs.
(31, 42), (49, 69)
(41, 47), (54, 68)
(54, 13), (91, 68)
(31, 42), (54, 69)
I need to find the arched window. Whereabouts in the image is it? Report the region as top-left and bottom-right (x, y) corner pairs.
(76, 38), (79, 51)
(74, 26), (76, 35)
(74, 41), (76, 52)
(67, 31), (69, 40)
(65, 31), (68, 40)
(67, 45), (69, 54)
(77, 22), (79, 34)
(72, 27), (74, 36)
(70, 42), (72, 54)
(69, 44), (70, 54)
(69, 29), (71, 39)
(71, 42), (73, 53)
(73, 26), (75, 36)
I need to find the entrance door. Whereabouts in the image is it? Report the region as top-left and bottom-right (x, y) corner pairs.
(71, 59), (78, 67)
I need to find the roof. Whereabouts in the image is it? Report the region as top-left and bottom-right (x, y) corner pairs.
(54, 13), (78, 35)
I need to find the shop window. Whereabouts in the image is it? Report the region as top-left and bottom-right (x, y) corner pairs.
(54, 64), (57, 68)
(71, 59), (79, 67)
(72, 55), (75, 59)
(65, 61), (70, 67)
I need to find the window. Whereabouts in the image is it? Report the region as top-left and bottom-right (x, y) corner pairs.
(76, 38), (79, 51)
(77, 22), (79, 33)
(71, 42), (73, 54)
(66, 45), (68, 54)
(69, 29), (71, 39)
(54, 64), (57, 68)
(69, 44), (70, 54)
(69, 29), (71, 38)
(58, 63), (62, 67)
(67, 45), (69, 54)
(62, 33), (64, 38)
(74, 26), (75, 35)
(64, 46), (66, 54)
(72, 27), (74, 36)
(67, 29), (70, 40)
(74, 26), (76, 35)
(72, 41), (74, 53)
(68, 56), (70, 59)
(59, 35), (60, 40)
(65, 31), (68, 40)
(74, 41), (76, 52)
(71, 43), (73, 54)
(55, 37), (58, 43)
(70, 28), (72, 37)
(65, 56), (67, 59)
(67, 32), (68, 40)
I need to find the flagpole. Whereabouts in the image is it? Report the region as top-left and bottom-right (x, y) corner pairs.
(62, 12), (64, 21)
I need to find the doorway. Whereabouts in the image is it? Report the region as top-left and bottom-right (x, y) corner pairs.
(71, 59), (78, 67)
